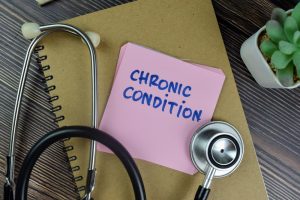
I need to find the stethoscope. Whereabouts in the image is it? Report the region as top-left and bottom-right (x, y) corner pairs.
(4, 22), (244, 200)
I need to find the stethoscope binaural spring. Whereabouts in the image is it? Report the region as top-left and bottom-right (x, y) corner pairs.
(4, 22), (146, 200)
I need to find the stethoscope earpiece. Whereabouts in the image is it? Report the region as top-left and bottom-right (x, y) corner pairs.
(190, 121), (244, 200)
(35, 0), (54, 6)
(83, 31), (101, 48)
(21, 23), (41, 40)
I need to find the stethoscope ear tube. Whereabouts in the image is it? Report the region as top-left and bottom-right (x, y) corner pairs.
(4, 182), (13, 200)
(4, 155), (14, 200)
(15, 126), (146, 200)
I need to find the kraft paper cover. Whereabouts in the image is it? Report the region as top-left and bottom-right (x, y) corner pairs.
(38, 0), (268, 199)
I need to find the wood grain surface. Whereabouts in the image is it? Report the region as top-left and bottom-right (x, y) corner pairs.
(0, 0), (299, 199)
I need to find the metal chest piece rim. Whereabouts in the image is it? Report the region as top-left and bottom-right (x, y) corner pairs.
(190, 121), (244, 178)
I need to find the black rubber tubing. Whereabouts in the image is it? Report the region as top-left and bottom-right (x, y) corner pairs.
(194, 185), (210, 200)
(15, 126), (146, 200)
(4, 182), (13, 200)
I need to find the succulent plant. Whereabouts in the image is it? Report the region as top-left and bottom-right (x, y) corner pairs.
(260, 3), (300, 87)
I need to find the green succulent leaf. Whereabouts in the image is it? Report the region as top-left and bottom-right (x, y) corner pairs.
(271, 50), (293, 69)
(271, 8), (287, 25)
(260, 40), (278, 58)
(284, 16), (298, 42)
(293, 31), (300, 47)
(279, 41), (296, 55)
(276, 62), (294, 87)
(292, 3), (300, 27)
(266, 20), (287, 43)
(293, 51), (300, 77)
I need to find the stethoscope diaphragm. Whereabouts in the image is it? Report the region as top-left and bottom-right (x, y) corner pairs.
(190, 121), (244, 177)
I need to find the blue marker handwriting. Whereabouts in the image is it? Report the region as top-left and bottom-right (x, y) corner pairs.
(123, 69), (202, 122)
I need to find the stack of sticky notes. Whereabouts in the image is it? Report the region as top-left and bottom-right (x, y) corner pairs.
(98, 43), (225, 175)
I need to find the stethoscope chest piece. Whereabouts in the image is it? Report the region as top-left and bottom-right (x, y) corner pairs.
(190, 121), (244, 177)
(190, 121), (244, 200)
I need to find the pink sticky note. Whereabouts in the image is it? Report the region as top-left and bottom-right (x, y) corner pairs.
(98, 43), (225, 175)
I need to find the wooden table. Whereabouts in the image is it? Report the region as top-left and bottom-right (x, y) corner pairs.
(0, 0), (299, 199)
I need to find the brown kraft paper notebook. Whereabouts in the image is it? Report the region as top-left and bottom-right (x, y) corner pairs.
(37, 0), (268, 199)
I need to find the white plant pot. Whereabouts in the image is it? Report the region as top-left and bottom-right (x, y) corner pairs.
(240, 10), (299, 89)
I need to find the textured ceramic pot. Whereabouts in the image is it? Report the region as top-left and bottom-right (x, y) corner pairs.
(240, 10), (299, 89)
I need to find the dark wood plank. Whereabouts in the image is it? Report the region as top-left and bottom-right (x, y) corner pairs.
(212, 0), (300, 199)
(0, 0), (299, 199)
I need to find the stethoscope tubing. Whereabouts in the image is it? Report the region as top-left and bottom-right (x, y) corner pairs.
(15, 126), (146, 200)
